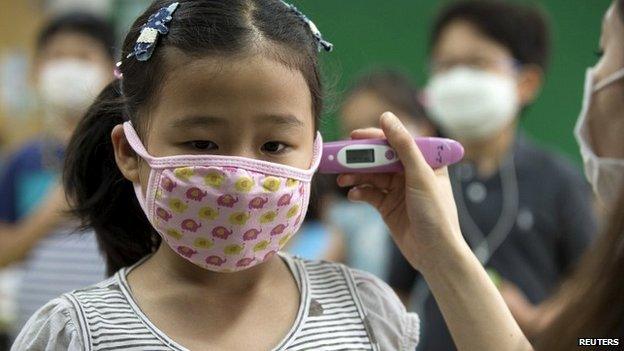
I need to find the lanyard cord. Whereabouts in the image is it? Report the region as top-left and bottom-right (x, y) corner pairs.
(410, 152), (520, 319)
(451, 153), (520, 264)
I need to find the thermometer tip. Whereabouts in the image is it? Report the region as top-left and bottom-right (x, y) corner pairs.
(448, 140), (465, 164)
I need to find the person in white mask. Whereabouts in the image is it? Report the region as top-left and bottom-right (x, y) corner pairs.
(388, 1), (597, 350)
(0, 12), (113, 341)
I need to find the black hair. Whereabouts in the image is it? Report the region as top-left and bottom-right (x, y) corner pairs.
(343, 69), (428, 122)
(430, 0), (551, 71)
(37, 12), (116, 60)
(64, 0), (326, 275)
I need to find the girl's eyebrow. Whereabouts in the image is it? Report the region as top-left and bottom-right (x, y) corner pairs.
(169, 114), (305, 129)
(169, 115), (227, 128)
(256, 114), (305, 129)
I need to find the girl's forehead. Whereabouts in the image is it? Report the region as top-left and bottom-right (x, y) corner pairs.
(149, 54), (314, 129)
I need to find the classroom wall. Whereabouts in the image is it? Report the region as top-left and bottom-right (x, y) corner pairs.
(6, 0), (609, 162)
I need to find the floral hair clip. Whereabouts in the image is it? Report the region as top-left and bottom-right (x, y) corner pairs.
(127, 2), (180, 62)
(281, 1), (333, 52)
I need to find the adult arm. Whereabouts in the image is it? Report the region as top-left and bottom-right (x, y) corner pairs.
(338, 112), (532, 351)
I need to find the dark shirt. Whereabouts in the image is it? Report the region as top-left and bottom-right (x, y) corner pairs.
(389, 134), (596, 351)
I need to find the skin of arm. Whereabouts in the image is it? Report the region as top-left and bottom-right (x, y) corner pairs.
(499, 280), (564, 339)
(0, 186), (68, 267)
(338, 112), (532, 351)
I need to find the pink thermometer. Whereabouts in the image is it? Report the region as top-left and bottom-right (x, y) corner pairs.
(318, 137), (465, 173)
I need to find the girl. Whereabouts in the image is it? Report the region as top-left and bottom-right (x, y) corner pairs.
(13, 0), (529, 350)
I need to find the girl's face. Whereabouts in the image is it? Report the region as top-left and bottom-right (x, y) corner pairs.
(113, 53), (315, 188)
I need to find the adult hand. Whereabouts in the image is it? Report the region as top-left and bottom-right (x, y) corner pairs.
(337, 112), (464, 272)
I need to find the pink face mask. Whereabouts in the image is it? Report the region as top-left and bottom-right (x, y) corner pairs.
(123, 122), (322, 272)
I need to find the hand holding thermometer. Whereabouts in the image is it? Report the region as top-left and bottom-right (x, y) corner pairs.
(318, 137), (464, 173)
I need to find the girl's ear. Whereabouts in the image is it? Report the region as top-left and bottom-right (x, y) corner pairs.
(111, 124), (140, 183)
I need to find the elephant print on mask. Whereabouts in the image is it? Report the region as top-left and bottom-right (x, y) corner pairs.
(212, 226), (233, 240)
(156, 207), (172, 222)
(270, 224), (288, 236)
(186, 187), (207, 201)
(248, 196), (269, 210)
(277, 193), (292, 207)
(161, 176), (177, 192)
(205, 255), (226, 267)
(236, 257), (255, 267)
(217, 194), (239, 208)
(181, 219), (202, 232)
(243, 228), (262, 241)
(177, 246), (197, 258)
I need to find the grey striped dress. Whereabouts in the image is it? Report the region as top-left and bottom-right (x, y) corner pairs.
(12, 254), (419, 350)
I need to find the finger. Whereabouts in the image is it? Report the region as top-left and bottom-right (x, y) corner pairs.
(350, 128), (385, 140)
(337, 173), (394, 190)
(380, 111), (431, 179)
(348, 186), (385, 209)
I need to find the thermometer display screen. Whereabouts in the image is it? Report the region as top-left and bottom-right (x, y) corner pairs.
(346, 149), (375, 164)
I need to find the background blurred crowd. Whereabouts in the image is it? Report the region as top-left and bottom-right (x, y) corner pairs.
(0, 0), (614, 350)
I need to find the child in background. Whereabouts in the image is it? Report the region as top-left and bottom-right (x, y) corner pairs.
(285, 174), (345, 262)
(329, 70), (435, 281)
(0, 12), (113, 338)
(12, 1), (532, 350)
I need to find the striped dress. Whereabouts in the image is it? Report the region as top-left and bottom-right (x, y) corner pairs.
(12, 254), (420, 350)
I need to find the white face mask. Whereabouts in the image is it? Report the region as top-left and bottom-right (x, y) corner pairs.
(575, 67), (624, 208)
(38, 59), (107, 113)
(425, 66), (519, 141)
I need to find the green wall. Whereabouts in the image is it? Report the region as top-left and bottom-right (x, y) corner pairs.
(292, 0), (611, 162)
(114, 0), (612, 162)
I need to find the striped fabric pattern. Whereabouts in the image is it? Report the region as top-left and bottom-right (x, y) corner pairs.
(15, 230), (107, 333)
(65, 255), (378, 350)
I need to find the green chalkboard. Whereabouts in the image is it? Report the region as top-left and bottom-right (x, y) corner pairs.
(293, 0), (610, 163)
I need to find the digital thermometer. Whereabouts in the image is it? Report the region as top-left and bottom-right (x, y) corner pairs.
(318, 137), (464, 173)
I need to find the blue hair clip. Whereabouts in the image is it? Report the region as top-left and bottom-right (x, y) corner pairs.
(281, 1), (333, 52)
(127, 2), (180, 61)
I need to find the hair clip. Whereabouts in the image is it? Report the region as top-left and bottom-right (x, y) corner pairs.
(281, 1), (333, 52)
(127, 2), (180, 62)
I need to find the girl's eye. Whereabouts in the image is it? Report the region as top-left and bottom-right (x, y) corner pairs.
(189, 140), (218, 150)
(261, 141), (287, 154)
(595, 49), (605, 58)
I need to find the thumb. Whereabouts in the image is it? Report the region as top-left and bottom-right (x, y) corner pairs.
(380, 112), (430, 178)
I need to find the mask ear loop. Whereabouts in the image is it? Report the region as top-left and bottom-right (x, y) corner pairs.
(121, 122), (157, 217)
(593, 67), (624, 92)
(122, 121), (158, 164)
